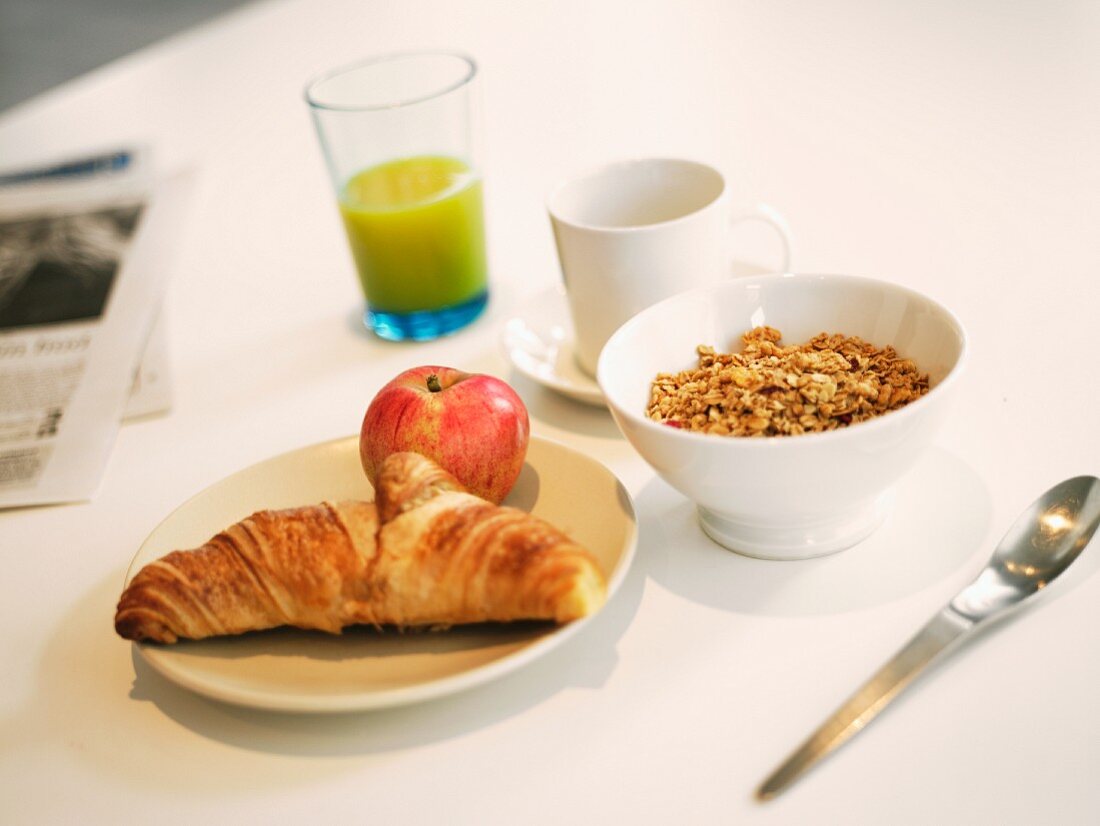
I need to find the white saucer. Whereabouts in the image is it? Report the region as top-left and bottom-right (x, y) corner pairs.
(500, 287), (605, 407)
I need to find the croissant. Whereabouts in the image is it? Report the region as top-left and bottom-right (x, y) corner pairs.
(115, 452), (606, 643)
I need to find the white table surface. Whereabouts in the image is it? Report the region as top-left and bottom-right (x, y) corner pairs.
(2, 1), (1099, 823)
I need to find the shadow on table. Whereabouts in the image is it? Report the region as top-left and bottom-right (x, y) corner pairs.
(632, 447), (996, 617)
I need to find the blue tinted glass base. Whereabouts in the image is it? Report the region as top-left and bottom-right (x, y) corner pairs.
(365, 290), (488, 342)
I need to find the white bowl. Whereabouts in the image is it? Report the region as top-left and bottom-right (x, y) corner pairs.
(597, 273), (967, 559)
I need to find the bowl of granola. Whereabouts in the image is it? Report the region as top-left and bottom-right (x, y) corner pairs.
(596, 273), (967, 559)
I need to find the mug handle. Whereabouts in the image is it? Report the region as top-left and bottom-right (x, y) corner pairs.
(730, 203), (793, 273)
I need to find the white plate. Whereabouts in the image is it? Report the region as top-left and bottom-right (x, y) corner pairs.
(500, 286), (605, 407)
(126, 435), (637, 713)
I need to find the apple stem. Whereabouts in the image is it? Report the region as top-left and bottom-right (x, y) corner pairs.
(426, 374), (442, 393)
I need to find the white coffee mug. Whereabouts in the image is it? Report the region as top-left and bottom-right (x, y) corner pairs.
(548, 158), (793, 376)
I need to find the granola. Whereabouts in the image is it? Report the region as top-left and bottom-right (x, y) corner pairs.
(647, 326), (929, 437)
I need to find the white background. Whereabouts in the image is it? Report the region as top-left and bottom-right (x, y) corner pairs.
(1, 1), (1098, 823)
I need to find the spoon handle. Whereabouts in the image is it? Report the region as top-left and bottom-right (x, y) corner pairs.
(757, 607), (974, 800)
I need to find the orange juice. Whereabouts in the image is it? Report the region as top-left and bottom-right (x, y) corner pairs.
(339, 155), (487, 314)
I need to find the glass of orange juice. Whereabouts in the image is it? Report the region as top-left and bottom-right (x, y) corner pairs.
(306, 52), (487, 340)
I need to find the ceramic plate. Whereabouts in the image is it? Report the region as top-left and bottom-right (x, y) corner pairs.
(500, 286), (605, 407)
(126, 436), (636, 713)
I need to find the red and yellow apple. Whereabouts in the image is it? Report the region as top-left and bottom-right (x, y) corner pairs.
(359, 366), (530, 504)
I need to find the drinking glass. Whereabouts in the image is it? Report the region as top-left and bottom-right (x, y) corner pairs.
(306, 52), (488, 341)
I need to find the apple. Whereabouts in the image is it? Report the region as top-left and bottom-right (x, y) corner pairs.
(360, 366), (530, 504)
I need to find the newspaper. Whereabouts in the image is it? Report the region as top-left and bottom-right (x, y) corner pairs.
(0, 149), (189, 507)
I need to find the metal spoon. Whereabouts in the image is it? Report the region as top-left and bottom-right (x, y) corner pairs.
(757, 475), (1100, 801)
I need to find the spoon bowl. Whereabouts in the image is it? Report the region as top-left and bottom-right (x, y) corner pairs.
(952, 475), (1100, 621)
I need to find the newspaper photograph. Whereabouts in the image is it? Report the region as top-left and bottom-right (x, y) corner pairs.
(0, 149), (188, 507)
